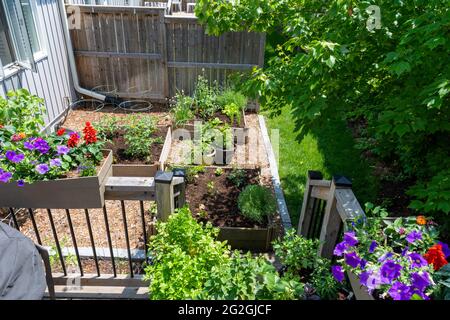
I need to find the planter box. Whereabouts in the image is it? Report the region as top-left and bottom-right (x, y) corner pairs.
(0, 150), (113, 209)
(217, 223), (276, 252)
(347, 271), (375, 300)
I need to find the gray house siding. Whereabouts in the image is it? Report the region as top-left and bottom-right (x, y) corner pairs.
(0, 0), (74, 131)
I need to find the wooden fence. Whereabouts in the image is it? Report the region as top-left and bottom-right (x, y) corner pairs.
(68, 5), (265, 101)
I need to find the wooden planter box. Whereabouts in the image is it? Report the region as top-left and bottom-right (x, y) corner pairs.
(217, 221), (276, 252)
(0, 150), (113, 209)
(113, 127), (172, 174)
(347, 271), (375, 300)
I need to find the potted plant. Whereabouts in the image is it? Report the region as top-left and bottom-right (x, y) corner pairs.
(0, 121), (112, 209)
(331, 204), (450, 300)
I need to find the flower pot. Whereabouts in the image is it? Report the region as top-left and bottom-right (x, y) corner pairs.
(0, 150), (113, 209)
(202, 148), (216, 166)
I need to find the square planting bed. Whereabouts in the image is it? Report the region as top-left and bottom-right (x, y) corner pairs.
(0, 150), (113, 209)
(182, 166), (278, 251)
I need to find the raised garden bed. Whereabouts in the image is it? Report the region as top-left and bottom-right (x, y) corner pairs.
(182, 166), (278, 251)
(0, 150), (113, 209)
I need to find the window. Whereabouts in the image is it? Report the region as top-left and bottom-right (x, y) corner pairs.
(0, 0), (44, 77)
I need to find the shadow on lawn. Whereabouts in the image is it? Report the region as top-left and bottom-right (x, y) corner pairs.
(282, 117), (378, 227)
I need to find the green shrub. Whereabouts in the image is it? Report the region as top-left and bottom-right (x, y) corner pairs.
(238, 185), (276, 223)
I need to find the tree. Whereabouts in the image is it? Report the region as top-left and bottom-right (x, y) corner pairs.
(195, 0), (450, 217)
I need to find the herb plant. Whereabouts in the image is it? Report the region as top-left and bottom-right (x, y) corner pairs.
(238, 185), (276, 223)
(227, 167), (247, 188)
(170, 90), (195, 127)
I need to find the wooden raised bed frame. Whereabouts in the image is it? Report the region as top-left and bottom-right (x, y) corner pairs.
(218, 220), (277, 252)
(0, 150), (113, 209)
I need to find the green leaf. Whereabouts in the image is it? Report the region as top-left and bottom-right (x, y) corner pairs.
(390, 61), (411, 76)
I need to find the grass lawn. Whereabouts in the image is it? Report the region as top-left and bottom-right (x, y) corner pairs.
(265, 106), (379, 227)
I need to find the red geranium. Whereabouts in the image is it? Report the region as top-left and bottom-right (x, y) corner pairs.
(57, 128), (66, 136)
(67, 132), (80, 148)
(424, 244), (448, 271)
(83, 122), (97, 145)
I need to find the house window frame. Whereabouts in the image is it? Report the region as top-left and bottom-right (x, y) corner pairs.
(0, 0), (47, 80)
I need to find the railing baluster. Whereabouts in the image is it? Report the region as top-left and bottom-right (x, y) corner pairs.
(139, 201), (148, 260)
(84, 209), (100, 277)
(103, 205), (117, 277)
(9, 208), (19, 230)
(28, 208), (42, 245)
(47, 209), (67, 276)
(120, 200), (134, 278)
(65, 209), (83, 276)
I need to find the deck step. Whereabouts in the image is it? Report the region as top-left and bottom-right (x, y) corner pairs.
(46, 285), (148, 300)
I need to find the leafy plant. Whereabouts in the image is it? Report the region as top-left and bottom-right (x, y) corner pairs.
(238, 185), (276, 223)
(273, 229), (321, 272)
(93, 116), (119, 142)
(200, 251), (304, 300)
(207, 181), (216, 195)
(217, 89), (247, 125)
(227, 167), (247, 188)
(0, 89), (45, 135)
(170, 90), (195, 127)
(193, 76), (219, 119)
(144, 207), (231, 300)
(215, 168), (224, 176)
(123, 115), (161, 161)
(78, 159), (96, 177)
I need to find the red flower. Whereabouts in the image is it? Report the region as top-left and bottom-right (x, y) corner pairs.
(83, 122), (97, 145)
(424, 244), (448, 271)
(57, 128), (66, 136)
(67, 132), (80, 148)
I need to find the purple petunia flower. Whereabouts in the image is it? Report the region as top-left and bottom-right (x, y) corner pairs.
(408, 252), (428, 269)
(33, 138), (50, 154)
(406, 230), (422, 244)
(345, 252), (362, 268)
(334, 241), (348, 257)
(360, 259), (367, 269)
(24, 140), (35, 150)
(57, 145), (70, 155)
(388, 282), (412, 300)
(331, 265), (345, 283)
(17, 180), (25, 187)
(411, 272), (431, 291)
(438, 242), (450, 258)
(50, 158), (62, 167)
(343, 231), (359, 247)
(5, 151), (25, 163)
(369, 240), (377, 253)
(360, 270), (383, 292)
(0, 171), (12, 183)
(380, 260), (402, 283)
(36, 164), (49, 175)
